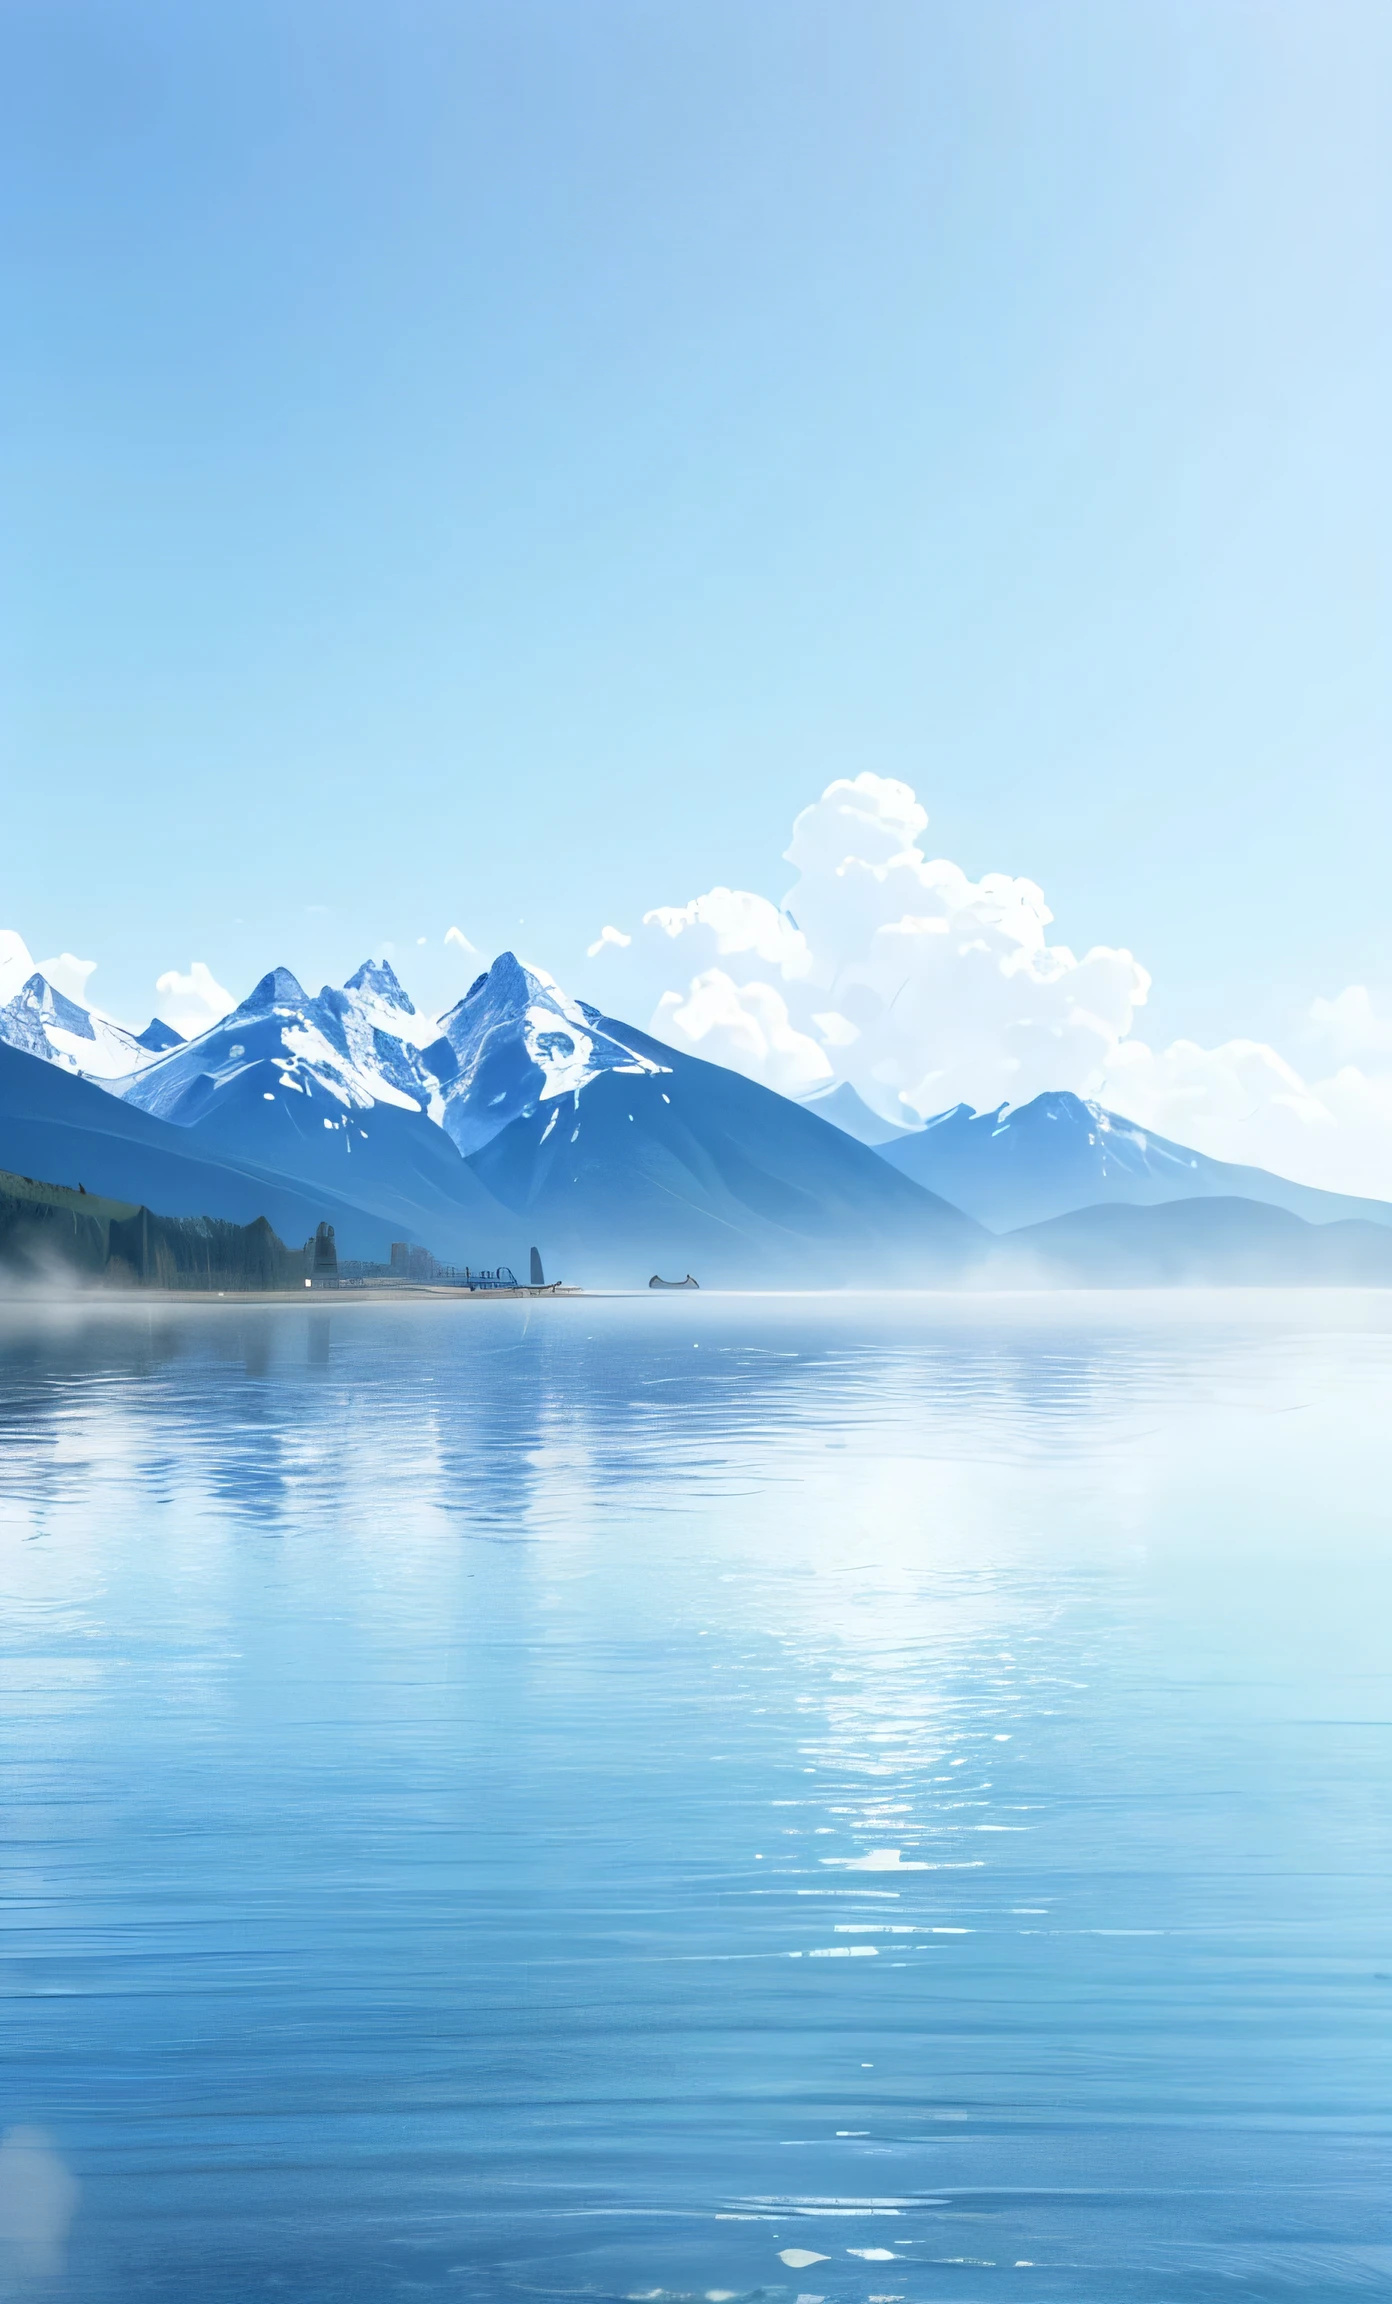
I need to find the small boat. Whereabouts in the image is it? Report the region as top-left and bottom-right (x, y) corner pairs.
(649, 1273), (699, 1289)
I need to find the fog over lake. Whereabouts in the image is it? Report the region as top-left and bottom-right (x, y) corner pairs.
(2, 1293), (1389, 2300)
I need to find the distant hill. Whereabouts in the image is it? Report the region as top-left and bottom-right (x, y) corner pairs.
(0, 1039), (394, 1261)
(878, 1090), (1392, 1232)
(992, 1196), (1392, 1286)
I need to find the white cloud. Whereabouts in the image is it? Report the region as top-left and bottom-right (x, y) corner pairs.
(584, 772), (1392, 1200)
(594, 773), (1149, 1120)
(1305, 983), (1392, 1065)
(642, 884), (810, 977)
(154, 961), (235, 1037)
(1, 932), (122, 1024)
(652, 968), (832, 1098)
(37, 950), (98, 1002)
(1103, 1022), (1392, 1200)
(0, 931), (36, 1005)
(0, 932), (100, 1008)
(586, 924), (632, 958)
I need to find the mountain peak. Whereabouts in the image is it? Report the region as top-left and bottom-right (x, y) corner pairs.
(802, 1080), (922, 1148)
(439, 952), (551, 1044)
(235, 967), (307, 1018)
(429, 952), (666, 1156)
(134, 1017), (184, 1053)
(455, 950), (532, 1015)
(344, 957), (415, 1014)
(1026, 1090), (1100, 1124)
(14, 972), (97, 1041)
(0, 968), (167, 1081)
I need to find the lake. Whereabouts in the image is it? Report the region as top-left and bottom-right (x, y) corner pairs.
(1, 1292), (1389, 2301)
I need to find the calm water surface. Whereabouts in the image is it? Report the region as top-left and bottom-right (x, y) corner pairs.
(0, 1292), (1389, 2301)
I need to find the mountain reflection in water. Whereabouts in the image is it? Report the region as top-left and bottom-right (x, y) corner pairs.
(1, 1292), (1389, 2301)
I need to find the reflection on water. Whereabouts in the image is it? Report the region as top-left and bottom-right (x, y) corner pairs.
(1, 1293), (1390, 2300)
(0, 2127), (79, 2280)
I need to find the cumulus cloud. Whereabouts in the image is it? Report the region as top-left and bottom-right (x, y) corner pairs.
(1305, 983), (1392, 1066)
(584, 773), (1392, 1200)
(1105, 1010), (1392, 1199)
(653, 968), (834, 1098)
(154, 960), (235, 1037)
(0, 932), (100, 1007)
(37, 950), (98, 1001)
(593, 774), (1149, 1119)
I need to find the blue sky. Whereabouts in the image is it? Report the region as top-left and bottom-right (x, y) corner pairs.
(2, 0), (1388, 1054)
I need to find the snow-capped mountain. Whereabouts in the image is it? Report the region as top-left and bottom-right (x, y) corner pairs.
(877, 1089), (1392, 1232)
(94, 948), (986, 1281)
(341, 958), (446, 1056)
(0, 932), (181, 1082)
(6, 922), (1390, 1286)
(424, 952), (668, 1155)
(112, 957), (518, 1260)
(121, 958), (442, 1127)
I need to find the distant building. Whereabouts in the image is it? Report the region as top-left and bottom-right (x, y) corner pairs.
(390, 1240), (441, 1283)
(310, 1222), (338, 1285)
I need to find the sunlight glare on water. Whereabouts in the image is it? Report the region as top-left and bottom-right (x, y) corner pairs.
(0, 1292), (1389, 2301)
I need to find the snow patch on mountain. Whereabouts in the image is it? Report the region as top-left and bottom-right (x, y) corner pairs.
(342, 958), (441, 1050)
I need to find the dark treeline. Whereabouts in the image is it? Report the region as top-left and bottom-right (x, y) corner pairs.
(0, 1168), (310, 1291)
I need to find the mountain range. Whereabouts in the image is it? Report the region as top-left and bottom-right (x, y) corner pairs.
(0, 951), (981, 1284)
(875, 1089), (1392, 1231)
(1, 938), (1390, 1288)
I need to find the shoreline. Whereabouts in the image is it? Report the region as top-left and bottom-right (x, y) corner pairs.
(3, 1282), (1392, 1312)
(20, 1282), (592, 1306)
